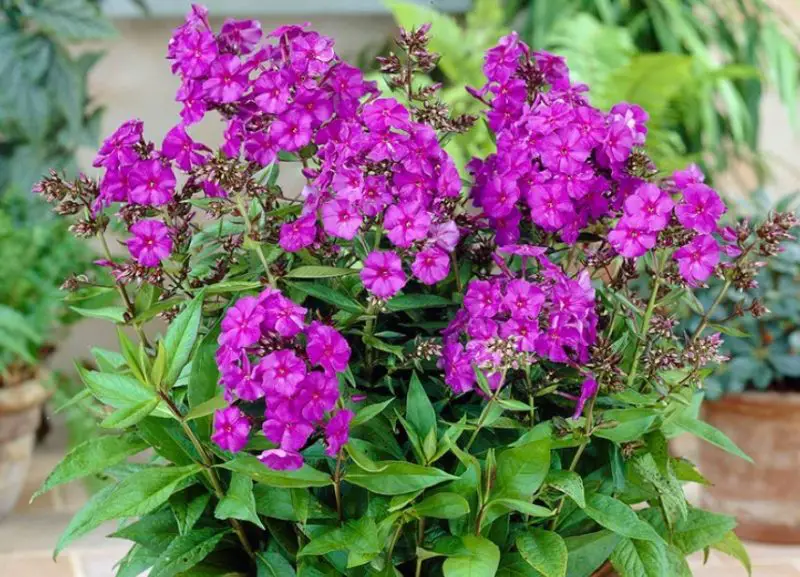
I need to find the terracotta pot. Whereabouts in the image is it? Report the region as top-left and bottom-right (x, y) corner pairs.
(699, 391), (800, 543)
(0, 378), (49, 520)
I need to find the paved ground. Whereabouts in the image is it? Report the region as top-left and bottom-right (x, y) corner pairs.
(2, 436), (799, 576)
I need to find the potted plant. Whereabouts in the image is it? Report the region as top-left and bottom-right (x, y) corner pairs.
(0, 190), (93, 518)
(34, 6), (795, 576)
(687, 191), (800, 543)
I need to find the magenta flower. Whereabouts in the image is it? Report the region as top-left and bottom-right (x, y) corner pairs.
(280, 213), (317, 252)
(361, 251), (406, 299)
(324, 409), (353, 457)
(503, 279), (545, 320)
(220, 18), (262, 53)
(219, 296), (265, 350)
(129, 159), (176, 206)
(305, 321), (351, 375)
(270, 109), (313, 151)
(265, 295), (307, 338)
(259, 350), (307, 396)
(384, 202), (431, 248)
(291, 32), (335, 75)
(540, 128), (590, 173)
(93, 119), (142, 169)
(211, 406), (251, 453)
(253, 70), (291, 114)
(203, 54), (248, 103)
(675, 184), (725, 234)
(294, 371), (338, 422)
(161, 125), (207, 171)
(412, 247), (450, 285)
(127, 219), (172, 268)
(221, 358), (264, 401)
(263, 401), (314, 451)
(609, 103), (648, 145)
(673, 163), (705, 189)
(623, 183), (675, 232)
(464, 280), (502, 318)
(321, 199), (362, 240)
(259, 448), (303, 471)
(674, 234), (720, 286)
(429, 220), (460, 252)
(440, 343), (477, 394)
(571, 377), (599, 419)
(362, 98), (410, 132)
(608, 219), (656, 258)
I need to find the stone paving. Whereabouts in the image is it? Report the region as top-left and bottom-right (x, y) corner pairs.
(2, 439), (799, 576)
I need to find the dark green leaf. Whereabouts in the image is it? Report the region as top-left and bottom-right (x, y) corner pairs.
(27, 0), (116, 40)
(171, 490), (211, 535)
(545, 470), (585, 508)
(116, 544), (160, 577)
(413, 492), (470, 519)
(298, 517), (381, 569)
(215, 473), (264, 529)
(257, 544), (298, 577)
(351, 399), (394, 428)
(497, 553), (543, 577)
(442, 535), (500, 577)
(672, 415), (752, 463)
(594, 409), (658, 443)
(101, 398), (161, 429)
(286, 282), (363, 313)
(495, 439), (551, 499)
(78, 368), (168, 417)
(222, 455), (331, 488)
(610, 538), (668, 577)
(286, 266), (357, 279)
(344, 461), (457, 495)
(254, 485), (312, 523)
(584, 494), (663, 543)
(110, 509), (177, 551)
(565, 531), (620, 577)
(162, 294), (204, 388)
(407, 371), (437, 442)
(149, 527), (228, 577)
(70, 305), (127, 323)
(386, 293), (453, 311)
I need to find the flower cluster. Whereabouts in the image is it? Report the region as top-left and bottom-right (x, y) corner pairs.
(214, 287), (352, 470)
(440, 246), (597, 394)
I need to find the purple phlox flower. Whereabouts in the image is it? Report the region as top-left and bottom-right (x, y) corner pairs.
(280, 213), (317, 252)
(361, 251), (406, 299)
(203, 54), (248, 103)
(464, 279), (502, 318)
(305, 321), (351, 374)
(491, 208), (522, 246)
(571, 376), (599, 419)
(483, 32), (523, 84)
(675, 183), (725, 234)
(439, 343), (476, 394)
(526, 184), (572, 232)
(321, 199), (362, 240)
(259, 448), (304, 471)
(534, 51), (570, 90)
(673, 163), (705, 189)
(499, 319), (539, 352)
(98, 166), (132, 208)
(481, 176), (521, 219)
(384, 202), (432, 248)
(293, 88), (334, 127)
(610, 102), (648, 145)
(608, 218), (656, 258)
(202, 180), (227, 198)
(331, 168), (364, 202)
(211, 406), (251, 453)
(271, 108), (314, 151)
(259, 349), (307, 397)
(220, 296), (265, 350)
(219, 18), (262, 53)
(600, 120), (634, 166)
(177, 80), (207, 125)
(93, 119), (142, 169)
(263, 401), (314, 451)
(221, 356), (264, 401)
(129, 159), (176, 206)
(263, 294), (307, 338)
(127, 219), (173, 268)
(466, 317), (499, 340)
(291, 31), (335, 75)
(540, 127), (590, 173)
(412, 247), (450, 285)
(293, 371), (339, 422)
(253, 69), (291, 114)
(324, 409), (354, 457)
(363, 98), (410, 132)
(221, 118), (245, 158)
(674, 234), (720, 286)
(169, 28), (218, 79)
(429, 220), (460, 252)
(498, 244), (547, 258)
(503, 279), (545, 320)
(161, 125), (207, 171)
(623, 183), (674, 232)
(535, 317), (582, 363)
(243, 131), (278, 167)
(361, 175), (392, 217)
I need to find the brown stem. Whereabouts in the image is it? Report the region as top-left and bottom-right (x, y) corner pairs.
(333, 451), (344, 524)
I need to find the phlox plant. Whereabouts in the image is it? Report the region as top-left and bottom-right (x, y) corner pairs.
(34, 5), (796, 577)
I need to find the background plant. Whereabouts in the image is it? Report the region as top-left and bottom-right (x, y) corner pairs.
(31, 7), (797, 577)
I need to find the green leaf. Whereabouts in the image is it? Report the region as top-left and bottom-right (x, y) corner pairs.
(770, 354), (800, 377)
(116, 544), (160, 577)
(497, 553), (543, 577)
(495, 439), (551, 499)
(351, 399), (394, 428)
(666, 508), (737, 555)
(118, 329), (147, 384)
(222, 455), (332, 488)
(298, 517), (381, 568)
(34, 433), (147, 499)
(711, 531), (751, 576)
(565, 531), (621, 577)
(610, 538), (668, 577)
(110, 509), (177, 551)
(56, 464), (201, 556)
(204, 280), (263, 295)
(485, 498), (554, 521)
(584, 494), (664, 543)
(286, 281), (363, 313)
(344, 461), (457, 495)
(188, 334), (221, 438)
(162, 294), (204, 388)
(386, 293), (453, 311)
(442, 535), (500, 577)
(79, 368), (168, 417)
(101, 398), (161, 429)
(186, 395), (228, 421)
(149, 528), (228, 577)
(171, 490), (211, 535)
(254, 485), (312, 523)
(257, 544), (298, 577)
(215, 473), (264, 529)
(413, 492), (470, 519)
(594, 409), (658, 443)
(285, 266), (357, 279)
(516, 528), (568, 577)
(345, 441), (389, 472)
(70, 305), (127, 323)
(27, 0), (116, 40)
(407, 371), (437, 442)
(672, 415), (752, 463)
(545, 470), (586, 508)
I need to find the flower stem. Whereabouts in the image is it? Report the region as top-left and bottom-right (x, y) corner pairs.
(235, 194), (275, 286)
(414, 518), (426, 577)
(159, 392), (256, 560)
(626, 264), (662, 389)
(465, 377), (506, 451)
(333, 451), (344, 524)
(691, 279), (732, 342)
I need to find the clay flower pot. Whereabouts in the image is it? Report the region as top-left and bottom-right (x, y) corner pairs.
(700, 391), (800, 543)
(0, 377), (49, 520)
